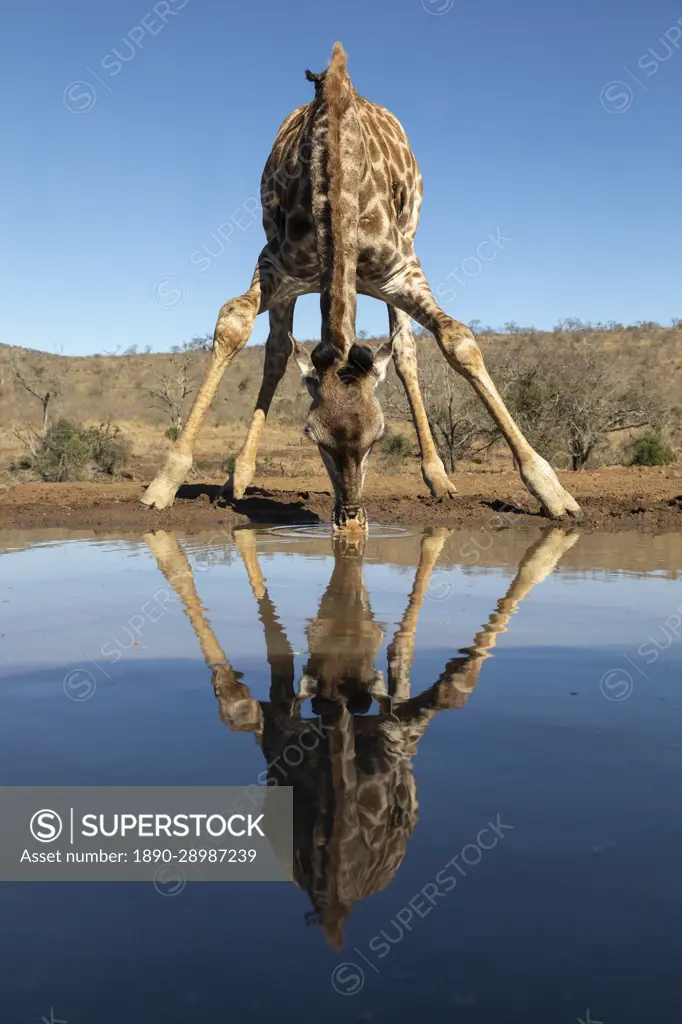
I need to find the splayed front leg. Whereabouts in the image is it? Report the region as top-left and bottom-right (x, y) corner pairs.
(142, 291), (260, 509)
(142, 249), (289, 511)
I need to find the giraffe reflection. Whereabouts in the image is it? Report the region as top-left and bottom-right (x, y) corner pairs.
(145, 527), (578, 949)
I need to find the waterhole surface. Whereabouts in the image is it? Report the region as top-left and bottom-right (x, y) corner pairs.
(0, 525), (680, 1023)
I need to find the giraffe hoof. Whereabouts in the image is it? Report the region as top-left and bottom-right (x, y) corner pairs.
(227, 462), (256, 502)
(422, 464), (458, 500)
(542, 502), (584, 522)
(141, 453), (193, 509)
(521, 457), (582, 520)
(140, 480), (177, 509)
(428, 480), (458, 501)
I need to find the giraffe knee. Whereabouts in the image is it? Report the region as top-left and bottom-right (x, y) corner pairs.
(438, 322), (483, 376)
(214, 295), (258, 356)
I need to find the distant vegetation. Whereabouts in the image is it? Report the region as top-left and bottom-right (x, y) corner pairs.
(389, 319), (681, 472)
(631, 434), (675, 467)
(1, 318), (679, 480)
(382, 433), (413, 459)
(11, 420), (131, 482)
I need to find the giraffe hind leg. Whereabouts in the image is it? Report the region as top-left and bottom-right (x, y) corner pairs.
(373, 258), (581, 520)
(388, 306), (457, 500)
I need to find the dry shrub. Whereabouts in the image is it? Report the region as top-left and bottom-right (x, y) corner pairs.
(14, 420), (130, 482)
(386, 331), (674, 471)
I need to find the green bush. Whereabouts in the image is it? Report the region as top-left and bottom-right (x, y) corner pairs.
(223, 454), (236, 474)
(87, 423), (131, 475)
(166, 425), (180, 441)
(32, 420), (93, 481)
(631, 434), (675, 467)
(24, 420), (131, 482)
(382, 433), (413, 459)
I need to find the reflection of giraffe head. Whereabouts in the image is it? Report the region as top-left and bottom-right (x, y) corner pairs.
(298, 533), (385, 709)
(146, 525), (580, 950)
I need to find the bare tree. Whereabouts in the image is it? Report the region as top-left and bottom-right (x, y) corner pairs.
(12, 360), (65, 437)
(386, 341), (498, 471)
(496, 339), (664, 470)
(423, 376), (498, 471)
(385, 331), (672, 474)
(147, 352), (196, 433)
(170, 333), (213, 354)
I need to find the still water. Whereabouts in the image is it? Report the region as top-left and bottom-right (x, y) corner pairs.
(0, 524), (681, 1023)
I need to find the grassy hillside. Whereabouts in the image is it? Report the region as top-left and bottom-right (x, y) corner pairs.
(1, 320), (680, 478)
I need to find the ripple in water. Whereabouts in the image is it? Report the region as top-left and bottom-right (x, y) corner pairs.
(262, 523), (413, 540)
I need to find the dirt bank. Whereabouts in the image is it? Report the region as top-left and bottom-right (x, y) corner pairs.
(0, 466), (680, 533)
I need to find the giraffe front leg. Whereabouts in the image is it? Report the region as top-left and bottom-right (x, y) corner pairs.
(142, 253), (277, 510)
(142, 290), (259, 509)
(143, 529), (264, 734)
(227, 300), (295, 500)
(387, 526), (452, 703)
(388, 306), (457, 500)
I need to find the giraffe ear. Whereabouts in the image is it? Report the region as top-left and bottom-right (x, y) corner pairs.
(370, 338), (394, 384)
(290, 333), (317, 382)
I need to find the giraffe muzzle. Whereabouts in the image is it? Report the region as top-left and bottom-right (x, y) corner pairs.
(332, 505), (368, 534)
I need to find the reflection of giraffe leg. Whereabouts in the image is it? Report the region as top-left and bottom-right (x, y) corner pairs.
(144, 530), (227, 666)
(235, 530), (295, 705)
(142, 248), (301, 510)
(460, 526), (580, 662)
(229, 300), (295, 500)
(387, 527), (453, 703)
(388, 307), (456, 500)
(143, 530), (263, 735)
(235, 529), (267, 600)
(372, 263), (581, 520)
(401, 527), (581, 716)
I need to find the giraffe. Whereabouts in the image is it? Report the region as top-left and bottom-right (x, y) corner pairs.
(142, 42), (581, 531)
(145, 524), (579, 948)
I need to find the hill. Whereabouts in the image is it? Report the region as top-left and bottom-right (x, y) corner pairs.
(1, 321), (680, 481)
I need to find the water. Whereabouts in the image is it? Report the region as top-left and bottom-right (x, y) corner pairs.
(1, 524), (681, 1024)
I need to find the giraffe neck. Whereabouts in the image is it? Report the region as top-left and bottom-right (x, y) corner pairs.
(310, 44), (362, 358)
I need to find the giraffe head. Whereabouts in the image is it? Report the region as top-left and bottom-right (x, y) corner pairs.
(291, 335), (393, 533)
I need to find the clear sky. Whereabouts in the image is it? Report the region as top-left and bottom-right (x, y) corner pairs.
(2, 0), (681, 355)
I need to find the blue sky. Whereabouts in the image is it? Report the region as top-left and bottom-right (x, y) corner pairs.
(2, 0), (681, 355)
